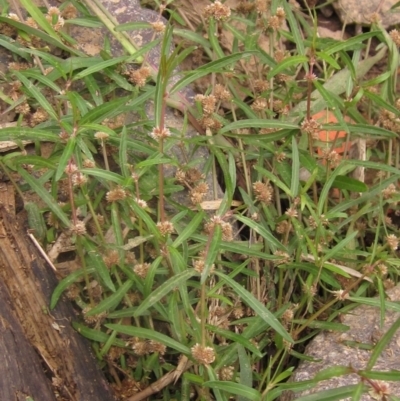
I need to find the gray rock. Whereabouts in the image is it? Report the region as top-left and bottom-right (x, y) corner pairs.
(333, 0), (400, 28)
(281, 284), (400, 400)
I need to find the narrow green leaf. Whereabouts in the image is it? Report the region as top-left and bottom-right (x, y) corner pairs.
(82, 237), (116, 292)
(213, 147), (233, 210)
(66, 91), (89, 118)
(13, 71), (58, 120)
(86, 280), (133, 316)
(170, 51), (258, 94)
(312, 81), (347, 128)
(55, 137), (76, 181)
(143, 256), (163, 297)
(219, 119), (298, 135)
(292, 319), (349, 332)
(119, 126), (129, 177)
(173, 210), (205, 248)
(316, 51), (341, 69)
(331, 176), (368, 192)
(79, 96), (130, 125)
(271, 368), (295, 389)
(275, 159), (292, 187)
(346, 160), (400, 174)
(135, 157), (174, 168)
(133, 269), (195, 317)
(362, 90), (400, 116)
(100, 329), (118, 357)
(206, 366), (228, 401)
(228, 152), (237, 205)
(174, 28), (212, 50)
(114, 21), (152, 31)
(154, 40), (170, 127)
(367, 316), (400, 370)
(350, 381), (363, 401)
(322, 231), (358, 263)
(208, 17), (224, 59)
(50, 57), (105, 78)
(289, 47), (387, 120)
(65, 16), (104, 28)
(103, 68), (134, 91)
(73, 54), (132, 80)
(294, 385), (366, 401)
(109, 206), (124, 269)
(314, 366), (352, 381)
(254, 165), (291, 196)
(72, 322), (126, 347)
(20, 70), (62, 93)
(79, 123), (117, 136)
(127, 198), (162, 241)
(326, 123), (396, 138)
(81, 168), (125, 185)
(235, 215), (285, 253)
(232, 98), (259, 119)
(191, 234), (282, 260)
(50, 267), (95, 309)
(267, 55), (308, 79)
(107, 307), (149, 319)
(83, 74), (103, 106)
(348, 296), (400, 313)
(282, 0), (305, 57)
(207, 326), (262, 357)
(377, 26), (398, 99)
(215, 271), (292, 343)
(167, 247), (199, 332)
(18, 0), (60, 39)
(324, 32), (379, 55)
(291, 136), (299, 197)
(359, 370), (400, 381)
(105, 324), (190, 354)
(0, 126), (56, 145)
(183, 372), (205, 386)
(0, 34), (30, 59)
(224, 21), (246, 43)
(25, 201), (47, 242)
(168, 291), (186, 343)
(0, 17), (81, 55)
(362, 71), (391, 87)
(238, 344), (255, 401)
(203, 381), (261, 401)
(18, 167), (70, 227)
(339, 340), (373, 350)
(317, 163), (354, 215)
(25, 49), (66, 79)
(285, 263), (340, 288)
(222, 128), (295, 142)
(327, 177), (399, 221)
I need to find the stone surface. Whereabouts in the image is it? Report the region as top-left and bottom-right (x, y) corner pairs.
(333, 0), (400, 28)
(280, 284), (400, 400)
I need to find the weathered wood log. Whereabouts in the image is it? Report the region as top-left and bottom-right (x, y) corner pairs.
(0, 202), (116, 401)
(0, 278), (57, 401)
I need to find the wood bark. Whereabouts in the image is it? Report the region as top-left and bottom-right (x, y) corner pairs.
(0, 199), (116, 401)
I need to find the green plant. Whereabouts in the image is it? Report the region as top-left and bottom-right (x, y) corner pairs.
(1, 0), (400, 400)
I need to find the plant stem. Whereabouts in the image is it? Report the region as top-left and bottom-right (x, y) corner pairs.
(76, 237), (94, 305)
(158, 92), (168, 223)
